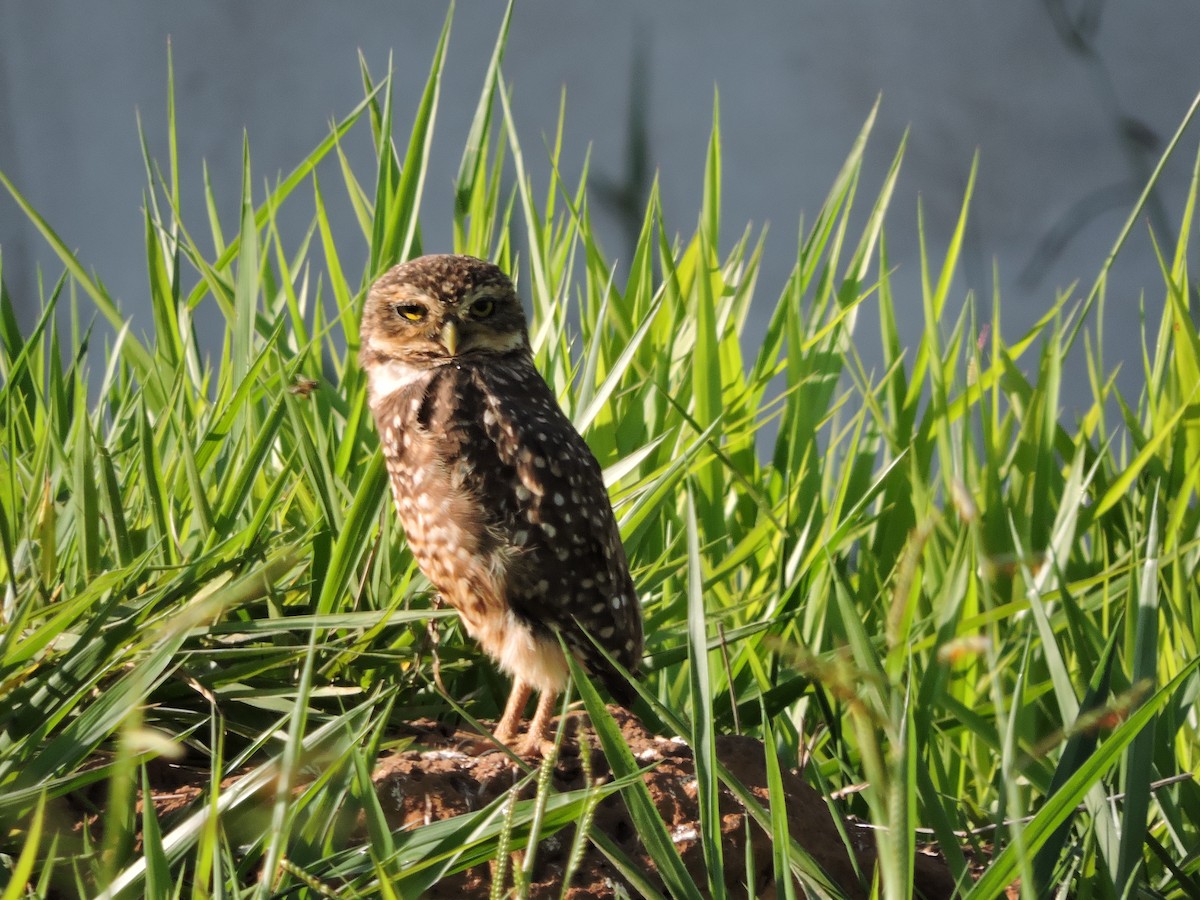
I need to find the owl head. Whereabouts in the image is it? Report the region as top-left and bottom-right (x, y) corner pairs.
(359, 254), (530, 369)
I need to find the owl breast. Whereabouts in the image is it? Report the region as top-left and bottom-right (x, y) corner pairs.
(369, 353), (642, 698)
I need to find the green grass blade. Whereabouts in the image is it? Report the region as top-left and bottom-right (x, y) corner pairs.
(685, 491), (725, 899)
(140, 766), (171, 900)
(967, 655), (1200, 899)
(1115, 493), (1161, 891)
(315, 452), (387, 615)
(567, 652), (705, 900)
(0, 792), (45, 900)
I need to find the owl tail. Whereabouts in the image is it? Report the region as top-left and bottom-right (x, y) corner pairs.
(565, 626), (639, 709)
(596, 659), (638, 708)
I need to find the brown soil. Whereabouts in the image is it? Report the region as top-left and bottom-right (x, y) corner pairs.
(58, 708), (958, 898)
(366, 707), (958, 898)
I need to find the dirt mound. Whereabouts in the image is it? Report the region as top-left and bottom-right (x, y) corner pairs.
(50, 708), (956, 897)
(372, 708), (957, 898)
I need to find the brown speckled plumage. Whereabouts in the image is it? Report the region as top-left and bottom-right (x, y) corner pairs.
(359, 254), (642, 754)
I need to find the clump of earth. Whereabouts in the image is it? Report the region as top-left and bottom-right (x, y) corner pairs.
(71, 707), (962, 897)
(368, 707), (958, 898)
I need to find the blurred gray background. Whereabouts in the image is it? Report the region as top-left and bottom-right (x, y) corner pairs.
(2, 1), (1198, 411)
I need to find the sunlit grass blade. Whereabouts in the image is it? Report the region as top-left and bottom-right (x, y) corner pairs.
(0, 169), (159, 399)
(685, 491), (724, 898)
(1065, 89), (1200, 351)
(314, 452), (386, 615)
(762, 717), (798, 900)
(369, 5), (452, 273)
(454, 0), (512, 219)
(0, 792), (45, 900)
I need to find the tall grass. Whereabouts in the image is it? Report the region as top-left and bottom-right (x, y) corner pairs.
(2, 6), (1200, 897)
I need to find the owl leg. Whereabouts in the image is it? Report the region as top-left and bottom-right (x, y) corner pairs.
(492, 678), (533, 746)
(518, 688), (559, 756)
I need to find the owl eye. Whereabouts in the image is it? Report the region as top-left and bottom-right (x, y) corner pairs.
(393, 303), (426, 322)
(469, 297), (496, 318)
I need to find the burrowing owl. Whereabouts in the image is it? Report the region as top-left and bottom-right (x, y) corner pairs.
(359, 254), (643, 754)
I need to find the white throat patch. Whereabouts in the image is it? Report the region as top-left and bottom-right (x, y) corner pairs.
(367, 358), (432, 401)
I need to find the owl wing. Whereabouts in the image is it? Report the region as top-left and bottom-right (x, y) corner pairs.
(456, 358), (643, 698)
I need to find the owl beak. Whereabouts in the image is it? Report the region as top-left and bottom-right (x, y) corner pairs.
(440, 320), (459, 355)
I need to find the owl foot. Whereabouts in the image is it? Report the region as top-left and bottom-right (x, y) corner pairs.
(517, 734), (562, 759)
(454, 734), (510, 757)
(453, 731), (553, 759)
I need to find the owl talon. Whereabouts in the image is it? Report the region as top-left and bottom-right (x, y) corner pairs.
(454, 732), (552, 759)
(518, 736), (562, 759)
(456, 735), (508, 757)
